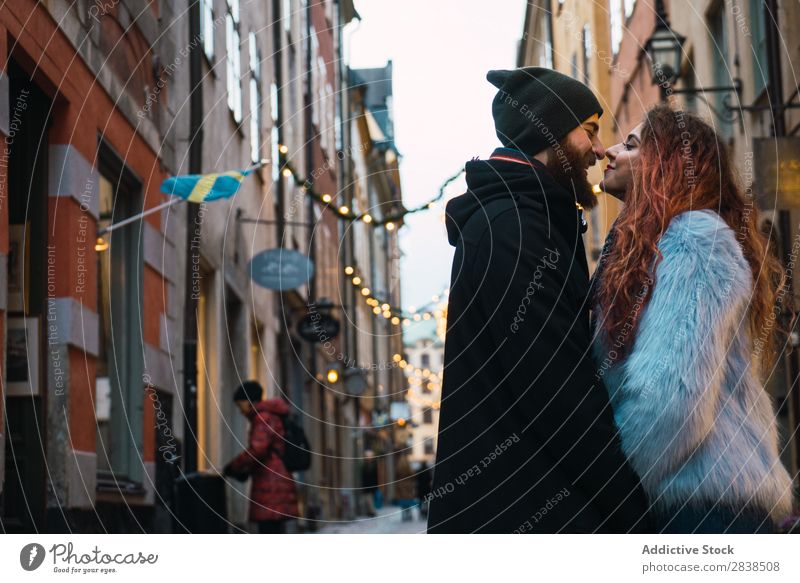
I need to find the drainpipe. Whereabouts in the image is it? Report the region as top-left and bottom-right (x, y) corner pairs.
(182, 0), (203, 474)
(764, 0), (800, 479)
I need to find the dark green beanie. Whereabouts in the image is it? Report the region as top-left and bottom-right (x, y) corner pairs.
(233, 380), (263, 403)
(487, 67), (603, 156)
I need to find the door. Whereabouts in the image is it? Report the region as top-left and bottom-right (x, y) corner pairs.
(1, 60), (51, 533)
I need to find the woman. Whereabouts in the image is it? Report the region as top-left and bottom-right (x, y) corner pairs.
(593, 105), (795, 533)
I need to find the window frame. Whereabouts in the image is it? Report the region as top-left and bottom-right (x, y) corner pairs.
(708, 0), (732, 138)
(249, 31), (262, 163)
(749, 0), (769, 97)
(95, 139), (145, 488)
(226, 0), (243, 124)
(200, 0), (215, 63)
(610, 0), (623, 56)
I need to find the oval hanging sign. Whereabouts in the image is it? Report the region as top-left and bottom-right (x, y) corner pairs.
(249, 248), (314, 290)
(297, 313), (341, 343)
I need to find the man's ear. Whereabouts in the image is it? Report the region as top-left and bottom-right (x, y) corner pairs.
(533, 147), (550, 166)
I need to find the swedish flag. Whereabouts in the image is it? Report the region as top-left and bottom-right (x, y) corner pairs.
(160, 168), (255, 203)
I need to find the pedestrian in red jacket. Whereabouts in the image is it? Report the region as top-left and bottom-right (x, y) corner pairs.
(223, 381), (299, 534)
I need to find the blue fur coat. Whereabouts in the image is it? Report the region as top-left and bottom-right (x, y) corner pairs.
(593, 210), (795, 520)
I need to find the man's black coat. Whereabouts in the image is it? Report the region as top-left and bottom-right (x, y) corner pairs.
(426, 149), (650, 533)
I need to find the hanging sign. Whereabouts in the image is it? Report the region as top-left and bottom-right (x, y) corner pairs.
(297, 313), (341, 342)
(249, 248), (314, 290)
(754, 137), (800, 210)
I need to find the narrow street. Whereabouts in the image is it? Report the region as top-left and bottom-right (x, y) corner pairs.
(315, 505), (427, 534)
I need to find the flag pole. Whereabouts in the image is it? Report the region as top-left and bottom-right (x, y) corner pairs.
(97, 197), (185, 236)
(96, 159), (269, 237)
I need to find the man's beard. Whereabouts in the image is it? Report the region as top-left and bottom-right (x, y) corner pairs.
(545, 140), (598, 209)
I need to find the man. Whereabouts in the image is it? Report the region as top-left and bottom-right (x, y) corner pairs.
(223, 381), (299, 534)
(427, 67), (650, 533)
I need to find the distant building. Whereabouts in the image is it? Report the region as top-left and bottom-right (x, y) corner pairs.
(343, 60), (406, 504)
(518, 0), (622, 269)
(403, 319), (443, 465)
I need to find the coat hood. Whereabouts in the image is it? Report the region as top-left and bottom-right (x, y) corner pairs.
(251, 398), (290, 418)
(445, 151), (573, 247)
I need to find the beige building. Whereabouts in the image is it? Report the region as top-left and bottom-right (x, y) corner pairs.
(518, 0), (623, 268)
(403, 322), (444, 465)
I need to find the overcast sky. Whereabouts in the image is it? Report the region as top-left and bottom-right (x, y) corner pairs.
(348, 0), (527, 311)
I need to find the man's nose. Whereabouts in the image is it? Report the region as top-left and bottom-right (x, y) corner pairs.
(592, 137), (606, 161)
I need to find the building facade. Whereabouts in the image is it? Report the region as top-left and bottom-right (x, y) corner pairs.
(403, 325), (443, 466)
(1, 0), (408, 533)
(1, 0), (189, 532)
(341, 61), (406, 506)
(518, 0), (623, 268)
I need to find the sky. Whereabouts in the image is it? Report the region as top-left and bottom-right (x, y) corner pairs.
(347, 0), (528, 312)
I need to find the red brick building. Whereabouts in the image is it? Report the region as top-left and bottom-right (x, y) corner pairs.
(1, 0), (187, 532)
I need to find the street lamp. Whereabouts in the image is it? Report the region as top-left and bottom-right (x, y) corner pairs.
(644, 0), (742, 122)
(644, 0), (685, 89)
(326, 367), (340, 384)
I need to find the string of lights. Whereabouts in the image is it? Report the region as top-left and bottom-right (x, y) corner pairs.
(343, 264), (449, 328)
(278, 144), (464, 228)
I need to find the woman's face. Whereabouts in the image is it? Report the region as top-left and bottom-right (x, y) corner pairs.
(599, 122), (643, 201)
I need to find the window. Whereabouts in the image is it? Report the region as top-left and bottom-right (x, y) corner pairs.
(421, 353), (430, 368)
(249, 32), (262, 163)
(250, 321), (265, 382)
(226, 0), (242, 123)
(200, 0), (214, 61)
(681, 67), (698, 112)
(708, 0), (732, 138)
(283, 0), (292, 33)
(540, 0), (554, 68)
(582, 24), (591, 85)
(270, 82), (279, 181)
(749, 0), (769, 96)
(424, 438), (435, 456)
(310, 26), (320, 128)
(571, 53), (578, 80)
(96, 147), (144, 485)
(610, 0), (623, 56)
(423, 408), (433, 424)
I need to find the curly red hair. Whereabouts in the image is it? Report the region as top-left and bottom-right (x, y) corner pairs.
(595, 105), (783, 370)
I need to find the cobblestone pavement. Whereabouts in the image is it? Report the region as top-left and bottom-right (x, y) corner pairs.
(313, 504), (427, 534)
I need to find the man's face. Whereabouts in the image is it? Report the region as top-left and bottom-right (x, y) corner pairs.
(235, 400), (252, 416)
(546, 113), (604, 209)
